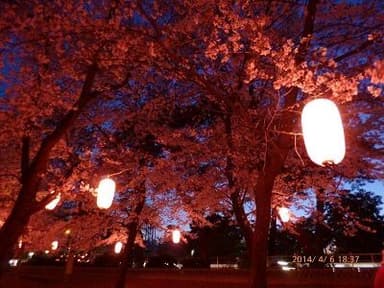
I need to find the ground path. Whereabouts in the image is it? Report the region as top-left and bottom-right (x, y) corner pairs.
(0, 266), (377, 288)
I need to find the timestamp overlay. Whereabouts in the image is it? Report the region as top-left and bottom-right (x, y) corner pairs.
(292, 255), (360, 264)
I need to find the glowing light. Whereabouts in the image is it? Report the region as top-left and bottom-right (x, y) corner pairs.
(96, 178), (116, 209)
(114, 241), (123, 254)
(51, 240), (59, 250)
(301, 99), (345, 166)
(18, 239), (23, 249)
(282, 266), (295, 271)
(172, 229), (181, 244)
(8, 259), (19, 267)
(65, 229), (71, 236)
(277, 260), (289, 266)
(45, 192), (61, 210)
(278, 207), (290, 223)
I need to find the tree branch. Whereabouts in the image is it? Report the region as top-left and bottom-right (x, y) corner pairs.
(334, 37), (379, 63)
(29, 61), (99, 180)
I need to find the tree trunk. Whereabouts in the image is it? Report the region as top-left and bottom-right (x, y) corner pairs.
(249, 1), (319, 287)
(0, 63), (98, 276)
(115, 185), (145, 288)
(0, 187), (35, 275)
(0, 137), (36, 275)
(248, 82), (301, 287)
(114, 222), (140, 288)
(250, 169), (281, 288)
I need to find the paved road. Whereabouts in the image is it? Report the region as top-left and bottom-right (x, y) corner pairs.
(0, 266), (377, 288)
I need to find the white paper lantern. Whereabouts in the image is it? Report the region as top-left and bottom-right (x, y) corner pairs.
(51, 240), (59, 250)
(278, 207), (290, 223)
(96, 178), (116, 209)
(114, 241), (123, 254)
(301, 99), (345, 166)
(45, 193), (61, 210)
(172, 229), (181, 244)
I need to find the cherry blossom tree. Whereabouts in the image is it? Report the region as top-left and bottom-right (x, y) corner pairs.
(0, 0), (157, 274)
(0, 2), (383, 288)
(129, 1), (383, 287)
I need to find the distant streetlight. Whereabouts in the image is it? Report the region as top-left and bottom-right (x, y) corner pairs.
(172, 229), (181, 244)
(51, 240), (59, 251)
(96, 178), (116, 209)
(277, 207), (290, 223)
(45, 192), (61, 210)
(301, 98), (345, 166)
(114, 241), (123, 254)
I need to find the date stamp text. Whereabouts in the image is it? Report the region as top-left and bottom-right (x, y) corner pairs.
(292, 255), (360, 264)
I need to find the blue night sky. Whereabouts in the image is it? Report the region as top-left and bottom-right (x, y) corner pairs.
(364, 180), (384, 215)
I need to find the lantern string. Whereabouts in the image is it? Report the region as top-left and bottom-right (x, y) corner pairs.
(107, 167), (132, 178)
(294, 135), (305, 166)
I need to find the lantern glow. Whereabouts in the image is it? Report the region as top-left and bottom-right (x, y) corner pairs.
(114, 241), (123, 254)
(96, 178), (116, 209)
(51, 240), (59, 250)
(45, 192), (61, 210)
(278, 207), (290, 223)
(172, 229), (181, 244)
(301, 99), (345, 166)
